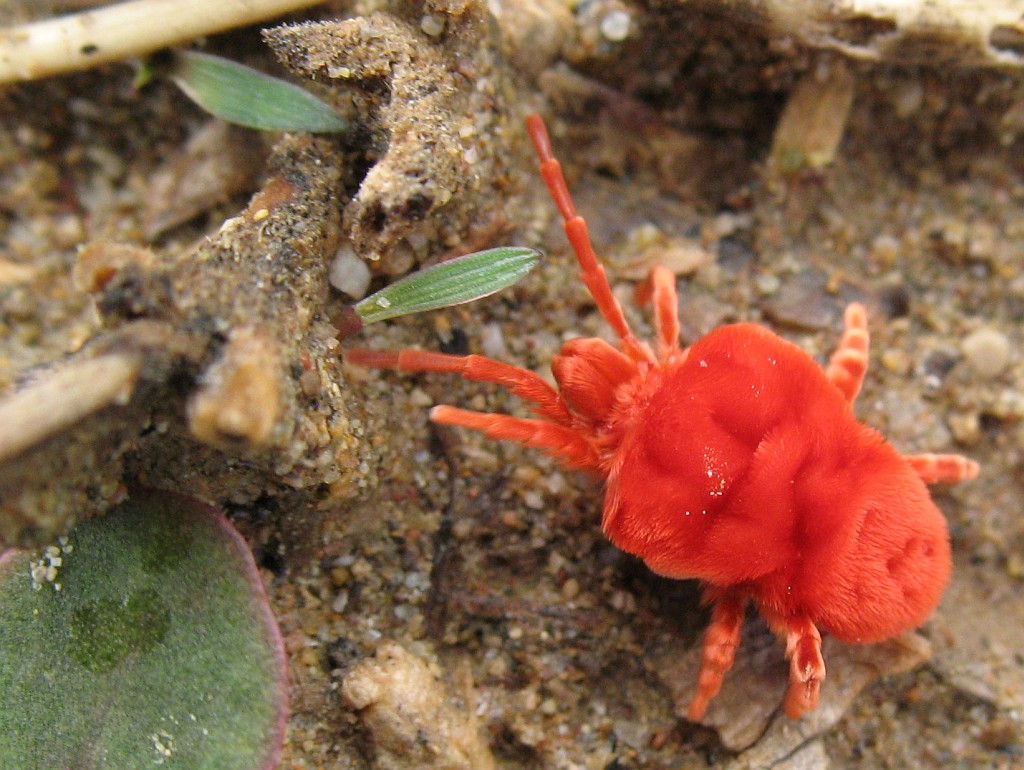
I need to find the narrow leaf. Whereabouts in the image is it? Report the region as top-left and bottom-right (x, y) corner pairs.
(354, 246), (542, 325)
(172, 49), (347, 133)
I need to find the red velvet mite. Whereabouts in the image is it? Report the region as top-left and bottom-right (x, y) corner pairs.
(347, 114), (979, 720)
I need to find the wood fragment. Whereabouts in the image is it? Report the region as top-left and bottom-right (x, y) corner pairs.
(0, 0), (327, 83)
(769, 60), (856, 175)
(0, 352), (142, 464)
(188, 327), (283, 448)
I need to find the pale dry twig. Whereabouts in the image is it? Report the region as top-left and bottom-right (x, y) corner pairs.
(0, 0), (326, 83)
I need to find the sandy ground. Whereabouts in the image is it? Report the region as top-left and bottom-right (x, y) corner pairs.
(1, 1), (1022, 768)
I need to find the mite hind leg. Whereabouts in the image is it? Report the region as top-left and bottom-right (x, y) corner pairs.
(826, 302), (870, 403)
(781, 617), (826, 719)
(905, 453), (980, 484)
(687, 590), (746, 721)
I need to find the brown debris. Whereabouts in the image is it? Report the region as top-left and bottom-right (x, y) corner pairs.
(0, 320), (210, 545)
(0, 132), (356, 546)
(264, 1), (509, 266)
(0, 257), (36, 285)
(768, 59), (857, 176)
(490, 0), (574, 77)
(143, 120), (267, 240)
(655, 624), (931, 754)
(0, 351), (141, 467)
(73, 240), (156, 294)
(0, 1), (522, 548)
(188, 326), (283, 448)
(342, 641), (497, 770)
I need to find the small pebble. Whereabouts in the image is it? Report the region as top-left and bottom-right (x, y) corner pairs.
(754, 273), (781, 295)
(409, 387), (434, 408)
(880, 349), (912, 376)
(299, 369), (320, 396)
(870, 234), (901, 264)
(486, 656), (509, 678)
(350, 558), (373, 580)
(522, 489), (545, 510)
(331, 591), (349, 613)
(329, 566), (351, 587)
(892, 80), (924, 117)
(947, 411), (982, 446)
(1006, 551), (1024, 579)
(561, 578), (581, 600)
(329, 246), (372, 299)
(481, 322), (508, 359)
(452, 518), (474, 539)
(600, 10), (632, 42)
(978, 716), (1019, 750)
(420, 13), (445, 37)
(378, 241), (415, 276)
(610, 589), (636, 613)
(962, 327), (1011, 379)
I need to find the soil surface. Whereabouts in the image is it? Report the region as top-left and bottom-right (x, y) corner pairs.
(1, 2), (1022, 769)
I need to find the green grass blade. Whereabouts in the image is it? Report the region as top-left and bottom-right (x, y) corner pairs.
(354, 246), (542, 325)
(172, 49), (347, 133)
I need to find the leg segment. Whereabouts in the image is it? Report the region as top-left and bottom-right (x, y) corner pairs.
(346, 348), (572, 426)
(347, 348), (602, 470)
(782, 618), (826, 719)
(826, 302), (870, 404)
(526, 114), (654, 366)
(905, 453), (980, 484)
(687, 590), (746, 721)
(635, 265), (681, 362)
(431, 406), (600, 470)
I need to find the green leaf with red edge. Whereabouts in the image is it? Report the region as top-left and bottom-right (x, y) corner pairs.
(0, 490), (288, 770)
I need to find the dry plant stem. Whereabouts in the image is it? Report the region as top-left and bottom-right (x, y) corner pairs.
(0, 131), (346, 547)
(0, 0), (326, 83)
(0, 352), (142, 464)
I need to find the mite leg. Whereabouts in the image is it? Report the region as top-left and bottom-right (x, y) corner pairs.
(347, 348), (602, 470)
(782, 617), (826, 719)
(526, 114), (654, 366)
(687, 590), (746, 721)
(825, 302), (870, 404)
(346, 348), (572, 426)
(431, 406), (601, 470)
(905, 453), (980, 484)
(635, 265), (682, 362)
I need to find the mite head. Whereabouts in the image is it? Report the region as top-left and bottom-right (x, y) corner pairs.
(551, 337), (636, 430)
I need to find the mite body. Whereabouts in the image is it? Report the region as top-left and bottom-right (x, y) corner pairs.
(348, 115), (978, 720)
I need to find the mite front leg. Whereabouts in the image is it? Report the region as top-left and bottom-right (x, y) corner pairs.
(526, 113), (654, 365)
(782, 618), (826, 719)
(430, 406), (602, 471)
(825, 302), (870, 404)
(687, 590), (746, 721)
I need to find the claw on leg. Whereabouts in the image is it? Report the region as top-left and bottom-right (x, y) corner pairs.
(687, 591), (746, 721)
(783, 619), (826, 719)
(826, 302), (870, 404)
